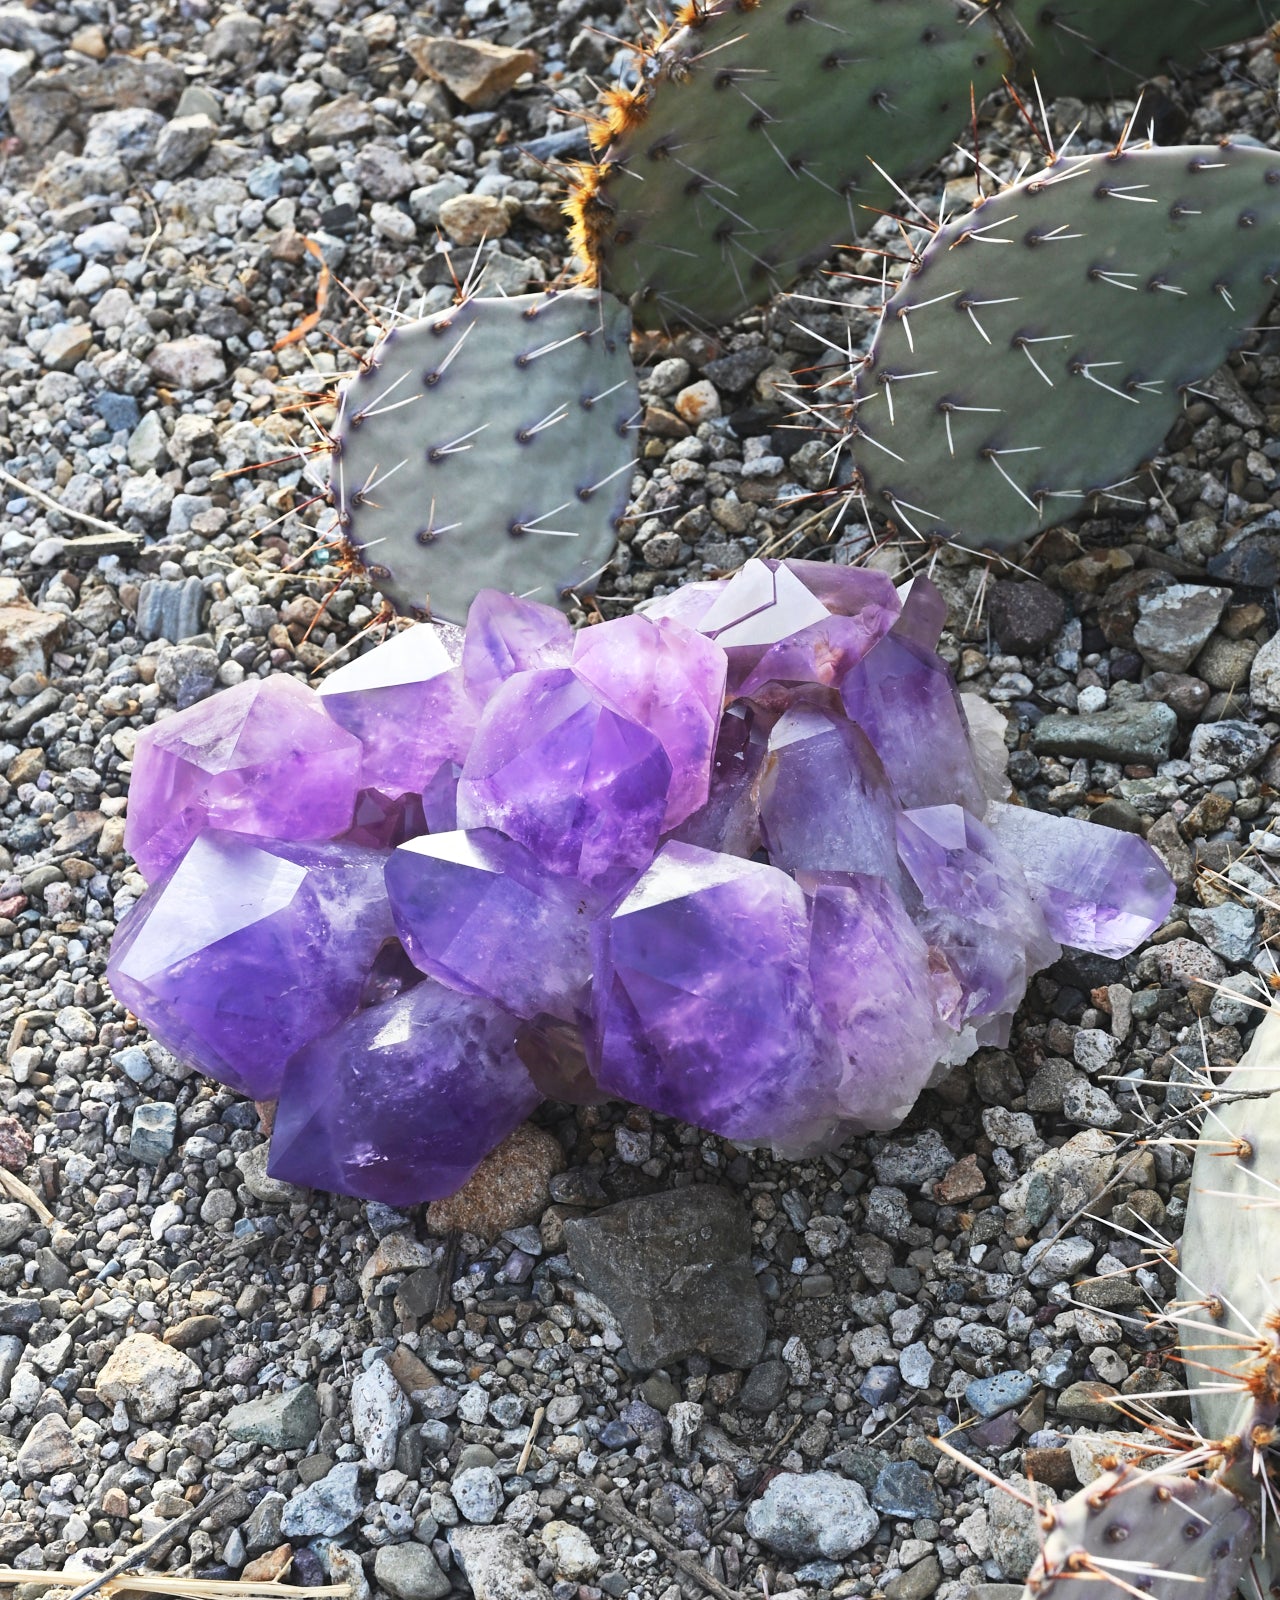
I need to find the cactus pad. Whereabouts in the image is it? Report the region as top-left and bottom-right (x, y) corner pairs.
(1023, 1466), (1256, 1600)
(851, 143), (1280, 550)
(570, 0), (1011, 329)
(1179, 1008), (1280, 1478)
(999, 1), (1280, 100)
(331, 289), (639, 622)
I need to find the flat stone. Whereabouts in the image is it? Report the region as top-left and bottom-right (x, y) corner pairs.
(280, 1462), (364, 1538)
(1055, 1381), (1121, 1424)
(872, 1459), (940, 1519)
(885, 1554), (942, 1600)
(0, 598), (65, 677)
(1133, 584), (1230, 672)
(740, 1359), (789, 1414)
(424, 1124), (563, 1241)
(405, 36), (538, 109)
(226, 1384), (321, 1450)
(42, 321), (93, 370)
(1032, 703), (1177, 765)
(965, 1370), (1035, 1419)
(450, 1525), (554, 1600)
(564, 1186), (766, 1369)
(988, 579), (1065, 654)
(17, 1414), (84, 1480)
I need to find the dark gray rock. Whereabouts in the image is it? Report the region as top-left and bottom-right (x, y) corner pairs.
(564, 1186), (766, 1369)
(873, 1459), (939, 1519)
(1031, 703), (1177, 765)
(988, 579), (1065, 655)
(739, 1358), (789, 1414)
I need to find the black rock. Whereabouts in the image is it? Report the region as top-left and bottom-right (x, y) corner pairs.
(564, 1186), (767, 1369)
(739, 1358), (790, 1414)
(988, 579), (1066, 654)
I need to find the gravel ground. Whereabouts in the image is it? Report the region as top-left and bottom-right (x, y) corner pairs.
(0, 5), (1279, 1600)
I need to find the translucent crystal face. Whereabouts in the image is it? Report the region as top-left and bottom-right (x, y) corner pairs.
(110, 567), (1175, 1201)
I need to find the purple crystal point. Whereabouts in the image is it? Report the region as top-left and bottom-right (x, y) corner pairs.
(107, 831), (396, 1100)
(987, 801), (1175, 956)
(591, 841), (839, 1144)
(317, 623), (474, 796)
(386, 829), (602, 1021)
(891, 575), (947, 651)
(640, 581), (722, 629)
(695, 559), (830, 690)
(125, 675), (363, 882)
(571, 614), (726, 827)
(462, 588), (573, 707)
(457, 668), (672, 885)
(344, 788), (428, 849)
(759, 707), (899, 878)
(736, 606), (901, 709)
(672, 704), (766, 858)
(840, 633), (986, 813)
(806, 875), (952, 1130)
(266, 979), (540, 1205)
(897, 804), (1058, 1024)
(784, 558), (904, 624)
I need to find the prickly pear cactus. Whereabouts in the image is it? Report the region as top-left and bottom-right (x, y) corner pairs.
(331, 289), (639, 623)
(569, 0), (1012, 329)
(1179, 1006), (1280, 1496)
(1021, 1465), (1257, 1600)
(851, 142), (1280, 549)
(998, 0), (1280, 100)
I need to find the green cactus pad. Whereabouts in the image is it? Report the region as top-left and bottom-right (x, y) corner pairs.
(1180, 1007), (1280, 1465)
(331, 289), (639, 623)
(998, 0), (1280, 100)
(851, 142), (1280, 550)
(1022, 1466), (1256, 1600)
(577, 0), (1011, 329)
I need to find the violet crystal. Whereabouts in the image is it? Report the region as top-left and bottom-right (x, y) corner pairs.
(108, 558), (1175, 1203)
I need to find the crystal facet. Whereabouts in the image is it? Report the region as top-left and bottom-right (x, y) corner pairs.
(572, 614), (726, 828)
(107, 832), (395, 1100)
(841, 632), (986, 813)
(386, 829), (601, 1021)
(591, 842), (840, 1145)
(987, 801), (1176, 957)
(462, 587), (573, 707)
(125, 675), (363, 882)
(267, 979), (539, 1205)
(317, 623), (474, 796)
(457, 667), (672, 885)
(759, 707), (899, 879)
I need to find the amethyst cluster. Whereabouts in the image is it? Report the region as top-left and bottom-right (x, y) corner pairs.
(107, 559), (1174, 1204)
